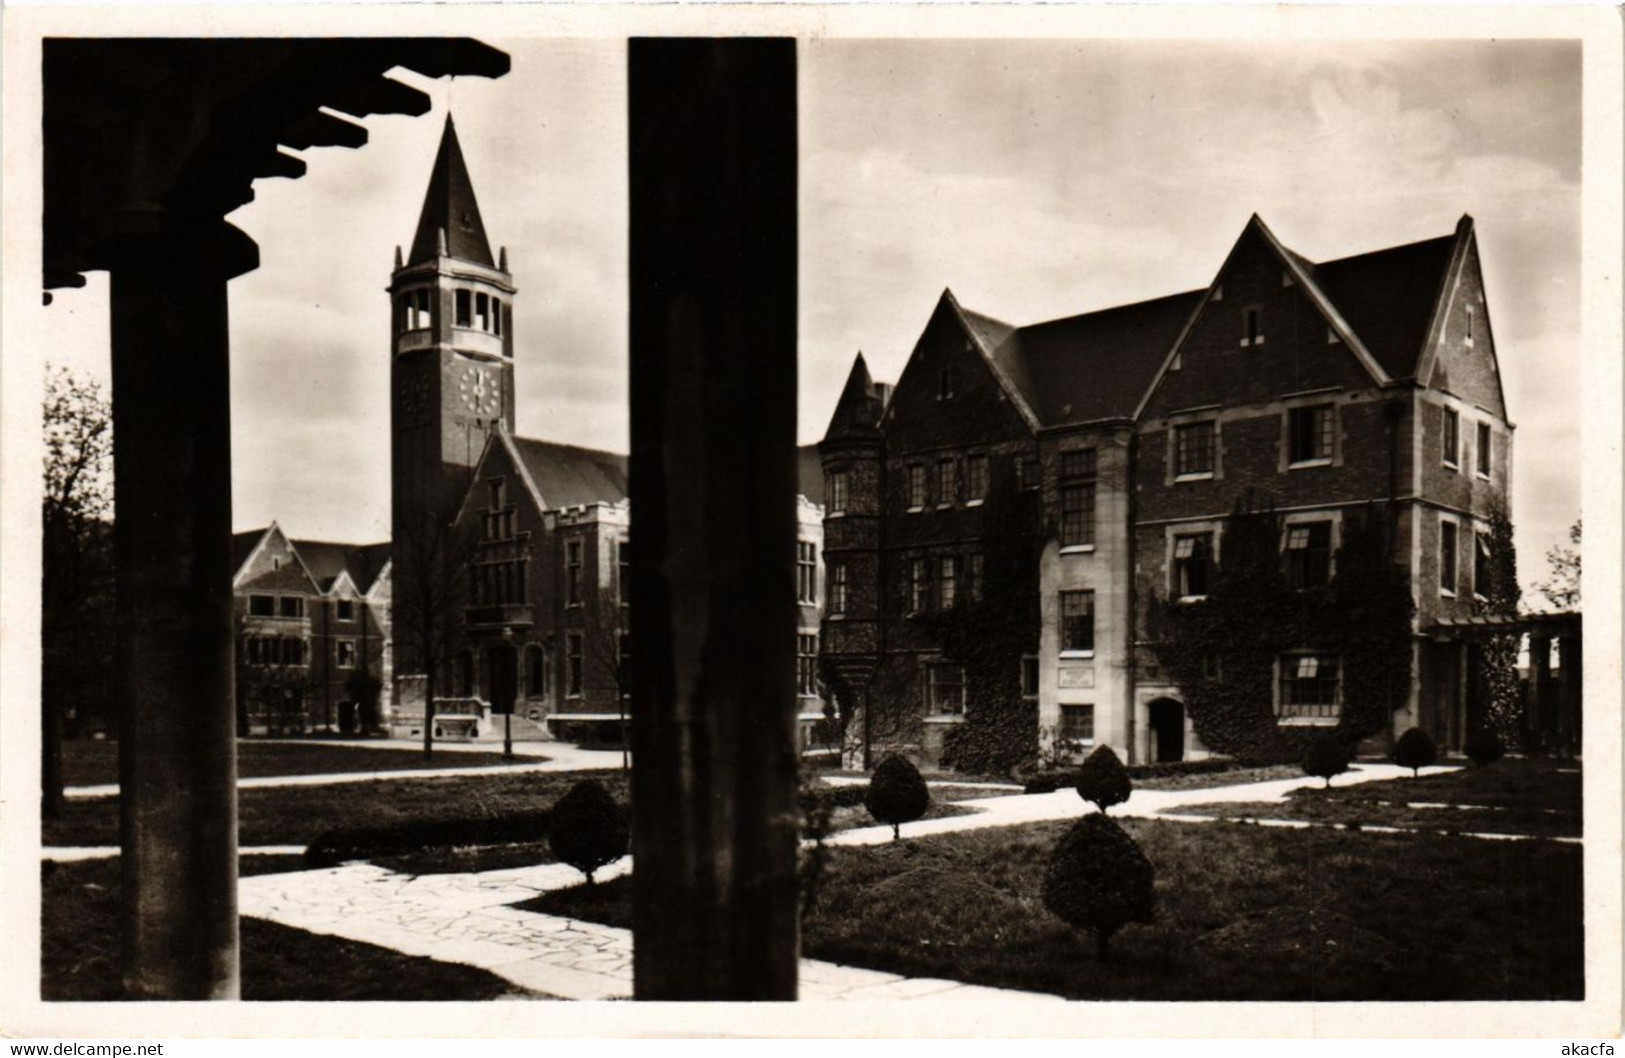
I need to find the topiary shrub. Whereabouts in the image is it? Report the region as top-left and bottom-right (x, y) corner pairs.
(1464, 729), (1504, 767)
(548, 779), (629, 885)
(864, 754), (930, 841)
(1392, 727), (1438, 777)
(1301, 734), (1352, 788)
(1042, 813), (1156, 959)
(1075, 744), (1132, 813)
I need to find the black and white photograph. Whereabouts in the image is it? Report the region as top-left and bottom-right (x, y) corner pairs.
(3, 3), (1620, 1042)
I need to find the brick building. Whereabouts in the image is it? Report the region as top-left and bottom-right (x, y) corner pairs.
(230, 523), (391, 734)
(386, 116), (829, 744)
(821, 213), (1513, 767)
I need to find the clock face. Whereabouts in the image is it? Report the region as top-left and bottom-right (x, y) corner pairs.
(400, 375), (430, 419)
(457, 365), (501, 417)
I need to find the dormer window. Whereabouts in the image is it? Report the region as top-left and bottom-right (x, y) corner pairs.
(1241, 307), (1264, 348)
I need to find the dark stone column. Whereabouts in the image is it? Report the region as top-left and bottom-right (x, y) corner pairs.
(1527, 633), (1552, 754)
(627, 37), (800, 1001)
(1557, 630), (1582, 757)
(108, 215), (255, 1000)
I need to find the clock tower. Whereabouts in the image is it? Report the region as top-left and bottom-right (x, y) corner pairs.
(390, 113), (516, 542)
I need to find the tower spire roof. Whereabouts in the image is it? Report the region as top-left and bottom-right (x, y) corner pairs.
(407, 114), (496, 268)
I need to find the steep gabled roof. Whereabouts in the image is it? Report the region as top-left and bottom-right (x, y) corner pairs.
(1313, 233), (1458, 380)
(407, 114), (495, 268)
(510, 436), (629, 510)
(823, 351), (888, 441)
(943, 291), (1042, 432)
(232, 528), (269, 575)
(287, 537), (391, 593)
(1015, 289), (1205, 426)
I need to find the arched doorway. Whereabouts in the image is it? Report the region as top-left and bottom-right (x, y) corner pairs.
(1148, 698), (1185, 763)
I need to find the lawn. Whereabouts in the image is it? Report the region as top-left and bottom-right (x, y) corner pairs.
(1176, 759), (1581, 839)
(45, 769), (629, 849)
(42, 857), (539, 1001)
(61, 739), (535, 788)
(526, 816), (1583, 1001)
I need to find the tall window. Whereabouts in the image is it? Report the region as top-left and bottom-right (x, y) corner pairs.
(829, 561), (849, 615)
(1476, 422), (1492, 477)
(566, 634), (583, 697)
(1060, 590), (1095, 654)
(1018, 456), (1041, 491)
(939, 555), (958, 609)
(1284, 522), (1333, 589)
(907, 464), (927, 510)
(936, 458), (956, 507)
(565, 540), (583, 605)
(475, 292), (491, 332)
(937, 365), (954, 400)
(927, 663), (964, 714)
(909, 557), (929, 614)
(1440, 520), (1459, 595)
(1241, 307), (1264, 347)
(1059, 449), (1097, 547)
(335, 639), (356, 669)
(1442, 407), (1460, 468)
(1173, 532), (1214, 598)
(1474, 530), (1492, 598)
(404, 289), (432, 331)
(1059, 704), (1094, 743)
(797, 541), (818, 604)
(1279, 654), (1340, 720)
(1175, 422), (1216, 477)
(618, 540), (632, 607)
(1465, 304), (1476, 346)
(797, 634), (819, 697)
(526, 645), (546, 697)
(827, 469), (850, 514)
(1021, 656), (1039, 699)
(965, 551), (984, 604)
(1288, 404), (1334, 464)
(966, 455), (989, 503)
(455, 289), (472, 327)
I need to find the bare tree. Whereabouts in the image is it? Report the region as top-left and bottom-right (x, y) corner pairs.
(1539, 518), (1581, 611)
(42, 365), (114, 819)
(392, 507), (474, 757)
(577, 584), (631, 769)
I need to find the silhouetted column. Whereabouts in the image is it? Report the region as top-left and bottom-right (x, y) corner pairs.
(109, 214), (254, 999)
(1557, 630), (1581, 757)
(627, 37), (800, 1001)
(1527, 633), (1552, 754)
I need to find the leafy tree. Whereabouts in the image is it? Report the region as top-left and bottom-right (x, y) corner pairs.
(41, 365), (115, 820)
(864, 753), (930, 841)
(1042, 813), (1156, 959)
(1392, 727), (1437, 777)
(1075, 744), (1132, 812)
(1474, 499), (1523, 749)
(1302, 734), (1351, 788)
(549, 779), (629, 885)
(1538, 519), (1581, 611)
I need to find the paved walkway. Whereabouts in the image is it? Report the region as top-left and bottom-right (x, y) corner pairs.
(825, 762), (1459, 846)
(64, 740), (624, 800)
(232, 761), (1482, 1002)
(238, 858), (1062, 1002)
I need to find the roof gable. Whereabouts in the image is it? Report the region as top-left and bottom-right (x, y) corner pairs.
(287, 536), (391, 593)
(1316, 231), (1459, 380)
(511, 435), (629, 510)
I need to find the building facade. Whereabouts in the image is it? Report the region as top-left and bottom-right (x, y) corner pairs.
(385, 116), (829, 744)
(822, 214), (1514, 767)
(230, 523), (391, 735)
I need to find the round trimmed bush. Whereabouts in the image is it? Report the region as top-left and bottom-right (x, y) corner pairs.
(1464, 729), (1504, 767)
(1042, 813), (1156, 959)
(549, 779), (629, 884)
(1075, 744), (1132, 813)
(864, 754), (930, 841)
(1392, 727), (1438, 777)
(1302, 734), (1352, 788)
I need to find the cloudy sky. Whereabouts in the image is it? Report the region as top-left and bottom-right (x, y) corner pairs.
(47, 37), (1581, 593)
